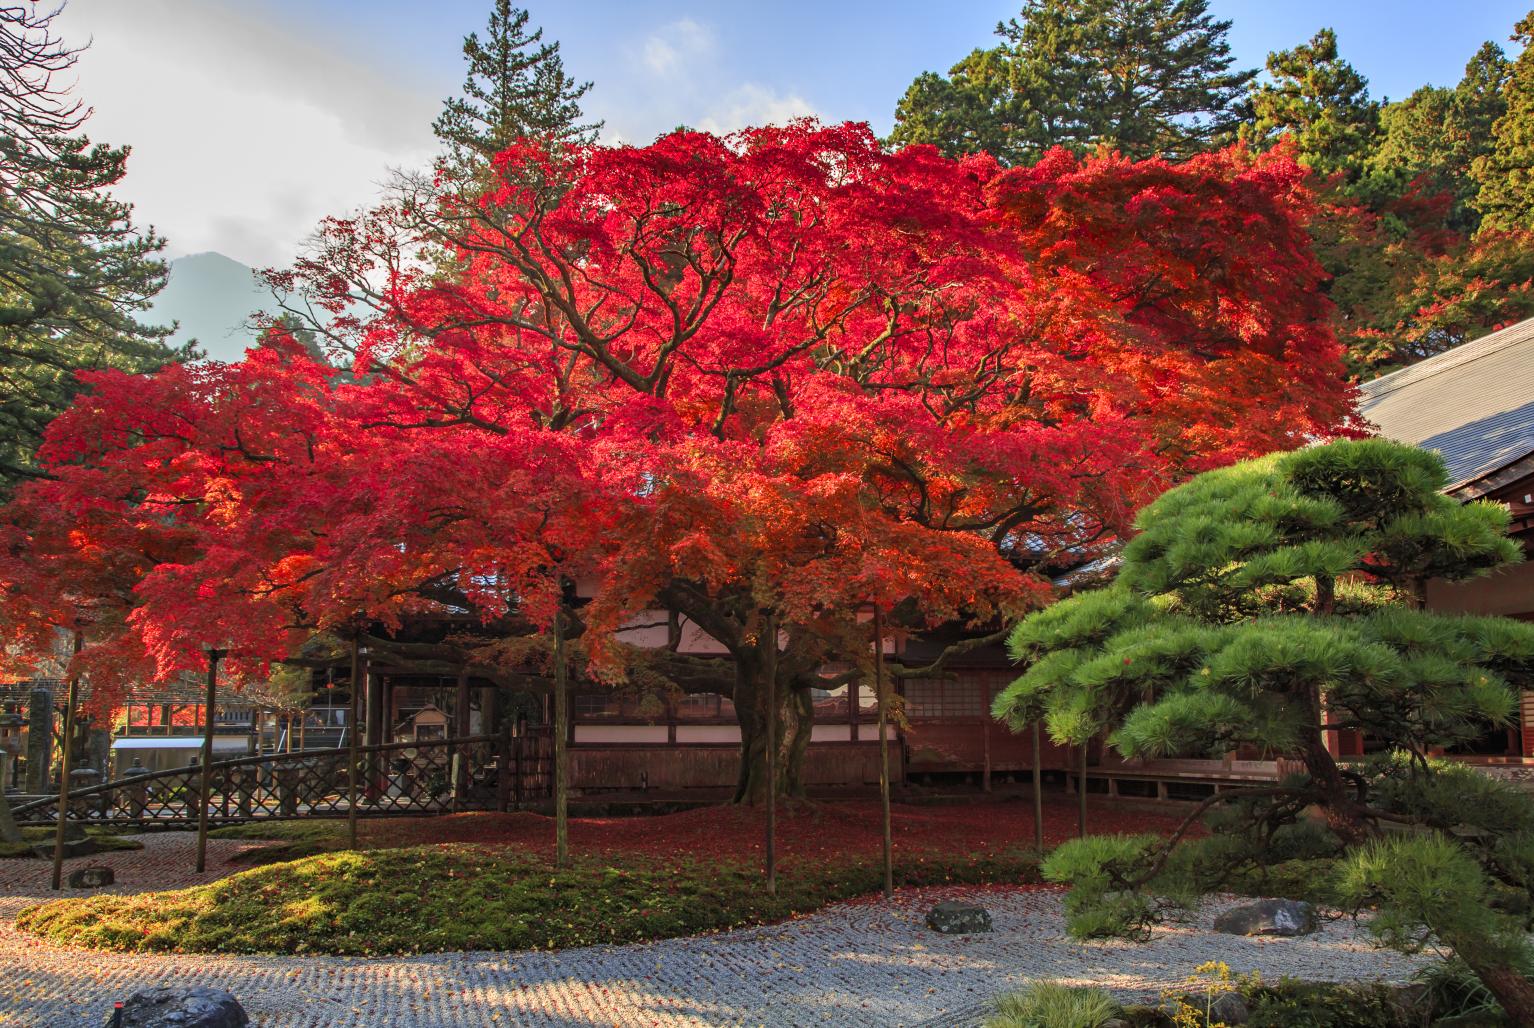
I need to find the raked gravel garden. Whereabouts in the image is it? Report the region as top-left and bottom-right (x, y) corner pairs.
(0, 824), (1428, 1027)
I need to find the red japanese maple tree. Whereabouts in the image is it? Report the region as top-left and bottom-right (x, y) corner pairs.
(0, 123), (1357, 796)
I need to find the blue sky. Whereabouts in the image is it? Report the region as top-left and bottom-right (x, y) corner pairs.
(59, 1), (1531, 267)
(284, 0), (1531, 132)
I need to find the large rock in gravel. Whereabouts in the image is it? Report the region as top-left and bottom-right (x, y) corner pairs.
(1208, 991), (1250, 1024)
(106, 987), (248, 1027)
(925, 900), (992, 934)
(67, 865), (114, 888)
(1213, 898), (1316, 937)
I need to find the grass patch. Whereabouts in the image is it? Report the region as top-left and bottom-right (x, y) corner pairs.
(988, 981), (1122, 1027)
(0, 827), (143, 859)
(17, 843), (1041, 955)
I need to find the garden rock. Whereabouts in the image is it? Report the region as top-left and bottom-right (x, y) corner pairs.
(67, 865), (115, 888)
(1207, 991), (1250, 1024)
(924, 900), (992, 934)
(107, 986), (248, 1027)
(1212, 898), (1315, 937)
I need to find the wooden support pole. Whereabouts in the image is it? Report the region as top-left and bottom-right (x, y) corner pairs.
(346, 634), (361, 851)
(981, 680), (992, 794)
(763, 609), (777, 897)
(1078, 742), (1088, 839)
(195, 648), (225, 873)
(454, 671), (471, 809)
(873, 604), (893, 900)
(553, 604), (569, 868)
(50, 631), (83, 891)
(1032, 720), (1044, 850)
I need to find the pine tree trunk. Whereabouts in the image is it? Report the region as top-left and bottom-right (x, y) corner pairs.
(1296, 683), (1370, 844)
(731, 656), (811, 805)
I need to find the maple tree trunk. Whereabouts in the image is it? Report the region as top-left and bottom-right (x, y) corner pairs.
(732, 655), (811, 805)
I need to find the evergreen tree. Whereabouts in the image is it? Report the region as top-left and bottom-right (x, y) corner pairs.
(1368, 42), (1509, 233)
(433, 1), (600, 167)
(1475, 12), (1534, 229)
(1248, 29), (1379, 180)
(995, 439), (1534, 1020)
(0, 5), (182, 492)
(889, 0), (1256, 164)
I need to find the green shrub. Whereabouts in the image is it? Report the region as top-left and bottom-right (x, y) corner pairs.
(987, 981), (1122, 1028)
(1416, 958), (1518, 1026)
(1241, 978), (1402, 1027)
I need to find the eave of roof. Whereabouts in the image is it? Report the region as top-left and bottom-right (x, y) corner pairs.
(1360, 318), (1534, 489)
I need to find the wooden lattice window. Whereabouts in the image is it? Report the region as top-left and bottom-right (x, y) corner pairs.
(903, 677), (985, 720)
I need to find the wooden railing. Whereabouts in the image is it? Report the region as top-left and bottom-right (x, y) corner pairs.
(12, 732), (552, 827)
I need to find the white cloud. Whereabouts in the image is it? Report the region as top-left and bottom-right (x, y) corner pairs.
(697, 84), (820, 135)
(641, 18), (713, 77)
(57, 0), (441, 268)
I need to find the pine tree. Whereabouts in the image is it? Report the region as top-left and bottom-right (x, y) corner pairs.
(1368, 42), (1509, 232)
(995, 439), (1534, 1020)
(432, 1), (600, 167)
(889, 0), (1256, 164)
(1248, 29), (1379, 180)
(0, 5), (182, 492)
(1474, 12), (1534, 229)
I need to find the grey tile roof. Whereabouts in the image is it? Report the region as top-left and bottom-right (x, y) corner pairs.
(1360, 317), (1534, 488)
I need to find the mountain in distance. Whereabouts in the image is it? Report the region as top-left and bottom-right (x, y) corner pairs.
(145, 251), (279, 363)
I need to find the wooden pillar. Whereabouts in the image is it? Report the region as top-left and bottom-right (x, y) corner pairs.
(453, 671), (470, 808)
(553, 605), (569, 867)
(873, 604), (893, 900)
(195, 648), (225, 874)
(346, 636), (361, 850)
(366, 669), (385, 748)
(981, 678), (992, 794)
(50, 631), (83, 891)
(1077, 743), (1088, 839)
(1031, 721), (1044, 850)
(763, 610), (777, 897)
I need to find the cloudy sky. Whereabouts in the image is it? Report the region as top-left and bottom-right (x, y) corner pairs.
(57, 0), (1531, 270)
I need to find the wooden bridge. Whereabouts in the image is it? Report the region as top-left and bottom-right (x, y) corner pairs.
(12, 732), (552, 827)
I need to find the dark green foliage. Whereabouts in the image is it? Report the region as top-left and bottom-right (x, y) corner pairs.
(999, 439), (1534, 1013)
(0, 6), (185, 489)
(1040, 833), (1175, 938)
(433, 1), (599, 168)
(1340, 833), (1534, 992)
(889, 0), (1255, 163)
(1474, 13), (1534, 228)
(1247, 29), (1379, 179)
(1241, 979), (1404, 1028)
(1368, 43), (1509, 233)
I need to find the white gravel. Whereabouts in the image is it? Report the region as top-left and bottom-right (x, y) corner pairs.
(0, 833), (1427, 1027)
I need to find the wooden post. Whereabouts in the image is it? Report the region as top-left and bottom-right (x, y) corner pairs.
(195, 648), (224, 874)
(453, 670), (470, 809)
(981, 680), (992, 794)
(1031, 720), (1044, 850)
(553, 604), (569, 867)
(1077, 742), (1088, 839)
(763, 609), (777, 897)
(50, 631), (83, 891)
(346, 634), (361, 850)
(873, 604), (893, 900)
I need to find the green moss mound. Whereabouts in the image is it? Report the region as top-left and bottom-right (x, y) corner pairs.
(17, 843), (1040, 955)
